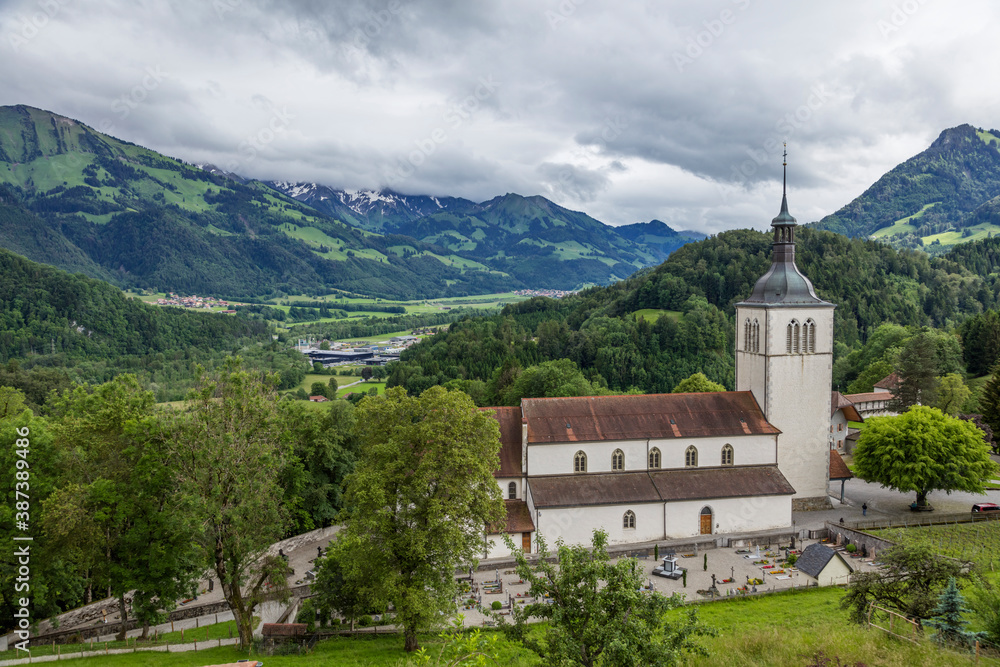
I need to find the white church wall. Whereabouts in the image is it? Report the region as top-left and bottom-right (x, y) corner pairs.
(534, 503), (663, 547)
(527, 439), (648, 476)
(485, 531), (535, 560)
(664, 495), (792, 539)
(652, 434), (777, 469)
(495, 477), (520, 500)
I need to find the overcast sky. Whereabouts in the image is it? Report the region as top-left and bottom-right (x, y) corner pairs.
(1, 0), (995, 234)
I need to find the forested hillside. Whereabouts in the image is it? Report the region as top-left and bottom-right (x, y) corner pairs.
(812, 124), (1000, 252)
(0, 246), (313, 402)
(387, 228), (1000, 399)
(0, 105), (523, 299)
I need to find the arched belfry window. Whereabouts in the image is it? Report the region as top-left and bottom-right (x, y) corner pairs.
(623, 510), (636, 529)
(685, 445), (698, 467)
(612, 449), (624, 471)
(648, 447), (661, 469)
(787, 319), (803, 354)
(744, 319), (751, 351)
(804, 319), (816, 353)
(752, 319), (760, 353)
(508, 481), (517, 499)
(721, 444), (734, 466)
(574, 451), (587, 473)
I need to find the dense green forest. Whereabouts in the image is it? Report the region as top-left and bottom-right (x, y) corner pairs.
(0, 245), (315, 402)
(387, 228), (1000, 400)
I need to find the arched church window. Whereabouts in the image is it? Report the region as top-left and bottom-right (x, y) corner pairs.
(752, 319), (760, 353)
(612, 449), (624, 471)
(744, 319), (751, 351)
(648, 447), (661, 469)
(721, 444), (734, 466)
(574, 451), (587, 473)
(508, 481), (517, 499)
(793, 321), (801, 353)
(804, 319), (816, 353)
(786, 320), (795, 353)
(623, 510), (636, 529)
(685, 445), (698, 467)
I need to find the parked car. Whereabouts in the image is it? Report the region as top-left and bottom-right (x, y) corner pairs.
(972, 502), (1000, 512)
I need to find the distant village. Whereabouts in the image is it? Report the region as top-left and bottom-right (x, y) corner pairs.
(155, 293), (239, 313)
(512, 288), (578, 298)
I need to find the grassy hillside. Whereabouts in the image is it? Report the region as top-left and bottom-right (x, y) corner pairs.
(0, 105), (521, 299)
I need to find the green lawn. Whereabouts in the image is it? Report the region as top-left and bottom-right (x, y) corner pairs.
(631, 309), (681, 323)
(869, 521), (1000, 570)
(17, 588), (995, 666)
(870, 202), (940, 239)
(338, 381), (386, 398)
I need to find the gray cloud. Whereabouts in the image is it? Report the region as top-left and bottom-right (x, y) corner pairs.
(0, 0), (995, 235)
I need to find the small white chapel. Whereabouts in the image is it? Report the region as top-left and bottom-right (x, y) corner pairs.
(485, 156), (835, 558)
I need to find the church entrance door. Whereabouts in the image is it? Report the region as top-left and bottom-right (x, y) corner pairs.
(700, 507), (712, 535)
(522, 532), (531, 553)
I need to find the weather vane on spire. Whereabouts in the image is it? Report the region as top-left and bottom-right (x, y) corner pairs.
(782, 143), (788, 195)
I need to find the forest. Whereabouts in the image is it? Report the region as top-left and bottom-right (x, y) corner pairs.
(387, 228), (1000, 404)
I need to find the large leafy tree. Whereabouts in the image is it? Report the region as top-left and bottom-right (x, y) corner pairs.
(495, 529), (713, 667)
(853, 406), (999, 508)
(42, 375), (200, 640)
(169, 358), (293, 647)
(326, 386), (504, 652)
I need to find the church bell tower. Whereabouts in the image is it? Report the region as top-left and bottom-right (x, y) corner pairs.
(735, 148), (835, 510)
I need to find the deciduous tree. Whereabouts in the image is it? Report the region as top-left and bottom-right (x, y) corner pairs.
(842, 543), (964, 625)
(853, 406), (998, 509)
(169, 358), (293, 647)
(326, 386), (504, 652)
(495, 529), (713, 667)
(672, 372), (725, 393)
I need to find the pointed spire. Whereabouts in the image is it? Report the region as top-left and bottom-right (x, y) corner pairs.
(772, 143), (797, 226)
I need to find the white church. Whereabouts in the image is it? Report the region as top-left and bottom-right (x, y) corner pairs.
(486, 160), (836, 558)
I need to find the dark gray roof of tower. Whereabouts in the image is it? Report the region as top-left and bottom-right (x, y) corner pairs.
(738, 159), (832, 307)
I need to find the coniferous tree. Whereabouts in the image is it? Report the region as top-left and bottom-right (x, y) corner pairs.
(980, 365), (1000, 443)
(890, 331), (938, 412)
(926, 577), (983, 649)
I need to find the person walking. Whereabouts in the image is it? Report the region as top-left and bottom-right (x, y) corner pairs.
(862, 502), (868, 516)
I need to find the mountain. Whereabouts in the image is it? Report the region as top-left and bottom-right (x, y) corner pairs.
(812, 124), (1000, 253)
(612, 219), (708, 262)
(269, 183), (705, 288)
(266, 182), (478, 231)
(0, 105), (521, 299)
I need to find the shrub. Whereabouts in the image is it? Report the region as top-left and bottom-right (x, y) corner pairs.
(358, 615), (373, 627)
(491, 600), (502, 611)
(786, 553), (798, 566)
(846, 544), (857, 553)
(331, 617), (342, 627)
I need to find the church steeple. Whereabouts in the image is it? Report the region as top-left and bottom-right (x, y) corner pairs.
(739, 146), (828, 306)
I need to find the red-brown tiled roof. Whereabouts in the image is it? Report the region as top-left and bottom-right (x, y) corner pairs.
(648, 466), (795, 501)
(529, 466), (794, 508)
(480, 406), (522, 476)
(829, 450), (853, 480)
(831, 391), (863, 422)
(530, 472), (661, 507)
(874, 372), (900, 390)
(488, 499), (535, 534)
(520, 392), (779, 444)
(842, 392), (892, 405)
